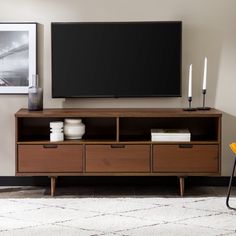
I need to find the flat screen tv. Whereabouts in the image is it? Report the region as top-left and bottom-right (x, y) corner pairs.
(51, 21), (182, 98)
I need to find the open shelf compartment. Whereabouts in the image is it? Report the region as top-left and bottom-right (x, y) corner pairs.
(17, 117), (117, 142)
(119, 117), (220, 142)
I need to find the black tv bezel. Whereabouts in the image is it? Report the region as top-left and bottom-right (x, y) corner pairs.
(51, 21), (182, 98)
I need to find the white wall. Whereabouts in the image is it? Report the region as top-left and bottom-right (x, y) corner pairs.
(0, 0), (236, 175)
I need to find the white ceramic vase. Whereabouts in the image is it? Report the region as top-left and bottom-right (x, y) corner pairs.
(64, 118), (85, 139)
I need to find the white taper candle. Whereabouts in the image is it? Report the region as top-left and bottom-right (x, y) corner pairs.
(203, 57), (207, 90)
(188, 64), (192, 97)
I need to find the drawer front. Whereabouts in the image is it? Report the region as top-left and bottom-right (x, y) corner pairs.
(18, 145), (83, 173)
(153, 144), (219, 173)
(86, 145), (150, 172)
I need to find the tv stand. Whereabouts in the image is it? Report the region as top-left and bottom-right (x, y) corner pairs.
(15, 108), (222, 196)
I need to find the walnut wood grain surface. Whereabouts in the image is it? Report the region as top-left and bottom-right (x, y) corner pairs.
(15, 108), (222, 118)
(18, 145), (83, 173)
(86, 145), (150, 172)
(153, 144), (219, 173)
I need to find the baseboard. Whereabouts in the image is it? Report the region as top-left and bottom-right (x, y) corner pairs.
(0, 176), (235, 187)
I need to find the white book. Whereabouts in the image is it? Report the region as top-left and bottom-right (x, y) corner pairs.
(151, 129), (190, 136)
(151, 136), (191, 142)
(151, 129), (191, 141)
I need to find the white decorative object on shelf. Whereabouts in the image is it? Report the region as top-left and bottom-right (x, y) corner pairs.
(64, 118), (85, 139)
(188, 64), (192, 98)
(202, 57), (207, 90)
(151, 129), (191, 142)
(50, 121), (64, 142)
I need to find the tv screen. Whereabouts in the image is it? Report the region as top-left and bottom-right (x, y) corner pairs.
(51, 21), (182, 98)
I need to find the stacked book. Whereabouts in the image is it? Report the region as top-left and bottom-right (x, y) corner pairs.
(151, 129), (191, 142)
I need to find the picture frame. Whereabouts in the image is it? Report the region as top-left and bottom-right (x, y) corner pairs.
(0, 23), (36, 94)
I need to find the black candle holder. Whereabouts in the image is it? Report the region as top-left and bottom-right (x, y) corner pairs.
(197, 89), (211, 110)
(183, 97), (197, 111)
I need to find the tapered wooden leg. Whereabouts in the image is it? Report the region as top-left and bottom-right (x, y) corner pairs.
(51, 177), (57, 197)
(179, 176), (185, 197)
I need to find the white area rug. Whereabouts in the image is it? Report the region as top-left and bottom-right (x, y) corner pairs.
(0, 197), (236, 236)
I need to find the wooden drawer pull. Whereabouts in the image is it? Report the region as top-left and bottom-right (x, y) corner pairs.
(43, 144), (58, 148)
(179, 144), (193, 148)
(110, 144), (125, 148)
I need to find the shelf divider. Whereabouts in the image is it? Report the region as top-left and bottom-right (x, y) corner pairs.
(116, 117), (119, 142)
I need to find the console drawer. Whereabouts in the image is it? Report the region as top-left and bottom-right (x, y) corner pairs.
(18, 145), (83, 172)
(86, 145), (150, 172)
(153, 144), (219, 173)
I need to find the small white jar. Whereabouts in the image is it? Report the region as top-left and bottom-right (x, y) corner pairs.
(50, 121), (64, 142)
(64, 118), (85, 139)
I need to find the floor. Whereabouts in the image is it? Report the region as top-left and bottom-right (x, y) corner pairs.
(0, 185), (235, 198)
(0, 186), (235, 236)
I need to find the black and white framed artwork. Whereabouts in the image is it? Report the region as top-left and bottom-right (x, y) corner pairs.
(0, 23), (36, 94)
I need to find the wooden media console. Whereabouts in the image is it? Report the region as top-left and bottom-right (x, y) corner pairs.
(15, 108), (222, 196)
